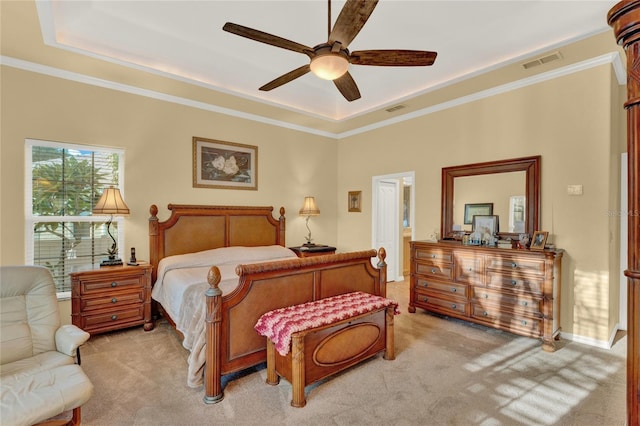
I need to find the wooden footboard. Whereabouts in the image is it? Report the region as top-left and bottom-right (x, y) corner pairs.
(203, 248), (387, 403)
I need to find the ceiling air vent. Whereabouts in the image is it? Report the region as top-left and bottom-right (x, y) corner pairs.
(385, 104), (406, 113)
(522, 51), (563, 70)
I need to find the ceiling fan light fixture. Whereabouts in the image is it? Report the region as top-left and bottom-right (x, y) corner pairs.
(310, 53), (349, 80)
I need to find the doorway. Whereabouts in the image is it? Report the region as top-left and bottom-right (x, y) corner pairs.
(372, 172), (415, 282)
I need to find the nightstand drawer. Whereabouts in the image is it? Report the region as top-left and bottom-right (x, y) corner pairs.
(79, 305), (145, 332)
(79, 276), (143, 294)
(80, 288), (145, 312)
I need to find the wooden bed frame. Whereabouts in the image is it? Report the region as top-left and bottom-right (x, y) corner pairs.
(149, 204), (387, 403)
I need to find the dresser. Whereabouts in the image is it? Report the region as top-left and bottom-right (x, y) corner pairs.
(71, 263), (153, 335)
(409, 241), (563, 351)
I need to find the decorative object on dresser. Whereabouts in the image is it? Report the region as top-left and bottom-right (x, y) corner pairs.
(71, 263), (153, 334)
(148, 204), (388, 404)
(409, 241), (562, 351)
(289, 245), (336, 257)
(299, 196), (320, 246)
(192, 136), (257, 190)
(348, 191), (362, 212)
(530, 231), (549, 251)
(92, 185), (130, 266)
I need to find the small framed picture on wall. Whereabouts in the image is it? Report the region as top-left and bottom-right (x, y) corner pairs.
(348, 191), (362, 212)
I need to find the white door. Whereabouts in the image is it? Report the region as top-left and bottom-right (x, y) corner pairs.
(374, 179), (399, 281)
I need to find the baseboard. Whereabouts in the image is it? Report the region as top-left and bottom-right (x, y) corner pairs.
(560, 324), (621, 350)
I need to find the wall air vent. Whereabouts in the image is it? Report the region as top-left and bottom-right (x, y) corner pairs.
(522, 51), (563, 70)
(385, 104), (406, 113)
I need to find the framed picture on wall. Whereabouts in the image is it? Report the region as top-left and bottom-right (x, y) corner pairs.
(193, 137), (257, 190)
(348, 191), (362, 212)
(464, 203), (493, 224)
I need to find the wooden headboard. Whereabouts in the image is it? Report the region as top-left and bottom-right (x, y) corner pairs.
(149, 204), (286, 282)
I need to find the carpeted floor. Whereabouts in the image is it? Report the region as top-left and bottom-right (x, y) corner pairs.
(80, 279), (627, 425)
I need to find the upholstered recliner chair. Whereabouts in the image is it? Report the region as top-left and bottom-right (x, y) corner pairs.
(0, 266), (94, 426)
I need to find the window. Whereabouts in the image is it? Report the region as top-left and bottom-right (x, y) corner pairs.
(25, 139), (125, 295)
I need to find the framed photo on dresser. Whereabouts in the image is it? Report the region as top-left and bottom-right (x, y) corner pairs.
(472, 215), (499, 236)
(530, 231), (548, 250)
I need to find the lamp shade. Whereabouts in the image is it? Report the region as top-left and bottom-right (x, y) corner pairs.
(93, 186), (130, 215)
(299, 196), (320, 216)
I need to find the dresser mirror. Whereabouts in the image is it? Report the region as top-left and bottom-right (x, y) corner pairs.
(441, 156), (541, 239)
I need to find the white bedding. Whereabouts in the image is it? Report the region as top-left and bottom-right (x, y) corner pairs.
(151, 245), (297, 387)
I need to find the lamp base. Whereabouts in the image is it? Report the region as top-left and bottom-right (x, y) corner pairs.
(100, 258), (123, 267)
(303, 242), (317, 247)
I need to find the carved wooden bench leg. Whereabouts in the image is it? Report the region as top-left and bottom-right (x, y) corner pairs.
(290, 334), (306, 408)
(384, 305), (396, 361)
(266, 339), (279, 386)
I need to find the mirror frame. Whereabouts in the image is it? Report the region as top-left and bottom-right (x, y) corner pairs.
(441, 155), (541, 239)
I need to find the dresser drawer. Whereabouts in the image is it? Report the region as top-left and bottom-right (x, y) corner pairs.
(471, 304), (541, 337)
(78, 275), (144, 295)
(414, 292), (467, 316)
(415, 277), (467, 298)
(472, 287), (542, 315)
(454, 253), (484, 285)
(486, 272), (543, 295)
(486, 256), (545, 275)
(414, 247), (453, 264)
(415, 263), (453, 280)
(79, 288), (145, 312)
(79, 305), (145, 331)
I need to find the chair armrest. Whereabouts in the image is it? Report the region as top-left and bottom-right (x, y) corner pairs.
(55, 324), (90, 357)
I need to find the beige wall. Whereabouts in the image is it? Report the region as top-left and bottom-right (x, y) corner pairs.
(336, 64), (624, 343)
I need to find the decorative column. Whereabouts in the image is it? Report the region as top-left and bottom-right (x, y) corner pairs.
(608, 1), (640, 424)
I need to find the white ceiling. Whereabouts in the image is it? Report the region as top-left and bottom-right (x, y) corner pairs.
(37, 1), (616, 122)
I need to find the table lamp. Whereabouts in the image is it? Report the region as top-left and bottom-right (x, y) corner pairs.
(299, 196), (320, 246)
(93, 186), (130, 266)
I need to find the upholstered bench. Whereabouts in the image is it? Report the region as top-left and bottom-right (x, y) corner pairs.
(255, 291), (397, 407)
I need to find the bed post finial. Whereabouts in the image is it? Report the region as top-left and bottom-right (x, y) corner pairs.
(279, 206), (285, 217)
(204, 266), (224, 404)
(150, 204), (158, 218)
(377, 247), (387, 297)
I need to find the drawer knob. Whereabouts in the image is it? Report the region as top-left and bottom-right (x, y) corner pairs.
(451, 287), (457, 293)
(483, 293), (489, 299)
(521, 320), (527, 326)
(522, 301), (528, 307)
(111, 281), (118, 287)
(483, 311), (488, 317)
(431, 268), (436, 274)
(111, 297), (118, 304)
(422, 282), (428, 287)
(511, 280), (518, 286)
(423, 297), (428, 302)
(451, 304), (457, 309)
(511, 263), (518, 268)
(111, 315), (118, 321)
(431, 254), (436, 258)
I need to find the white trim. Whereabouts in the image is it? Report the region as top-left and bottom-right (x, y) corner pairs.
(1, 51), (625, 140)
(560, 324), (621, 350)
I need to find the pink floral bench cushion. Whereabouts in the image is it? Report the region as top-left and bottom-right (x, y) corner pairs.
(255, 291), (398, 356)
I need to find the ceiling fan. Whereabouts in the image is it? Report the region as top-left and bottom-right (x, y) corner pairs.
(223, 0), (437, 102)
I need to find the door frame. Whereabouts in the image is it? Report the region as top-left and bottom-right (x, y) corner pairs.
(372, 171), (415, 282)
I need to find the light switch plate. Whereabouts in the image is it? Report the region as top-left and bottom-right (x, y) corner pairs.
(567, 184), (583, 195)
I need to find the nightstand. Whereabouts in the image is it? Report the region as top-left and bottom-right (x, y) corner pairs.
(289, 245), (336, 258)
(70, 263), (153, 335)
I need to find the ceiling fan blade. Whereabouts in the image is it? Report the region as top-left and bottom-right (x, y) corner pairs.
(350, 50), (438, 66)
(223, 22), (313, 56)
(259, 65), (311, 91)
(328, 0), (378, 49)
(333, 72), (361, 102)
